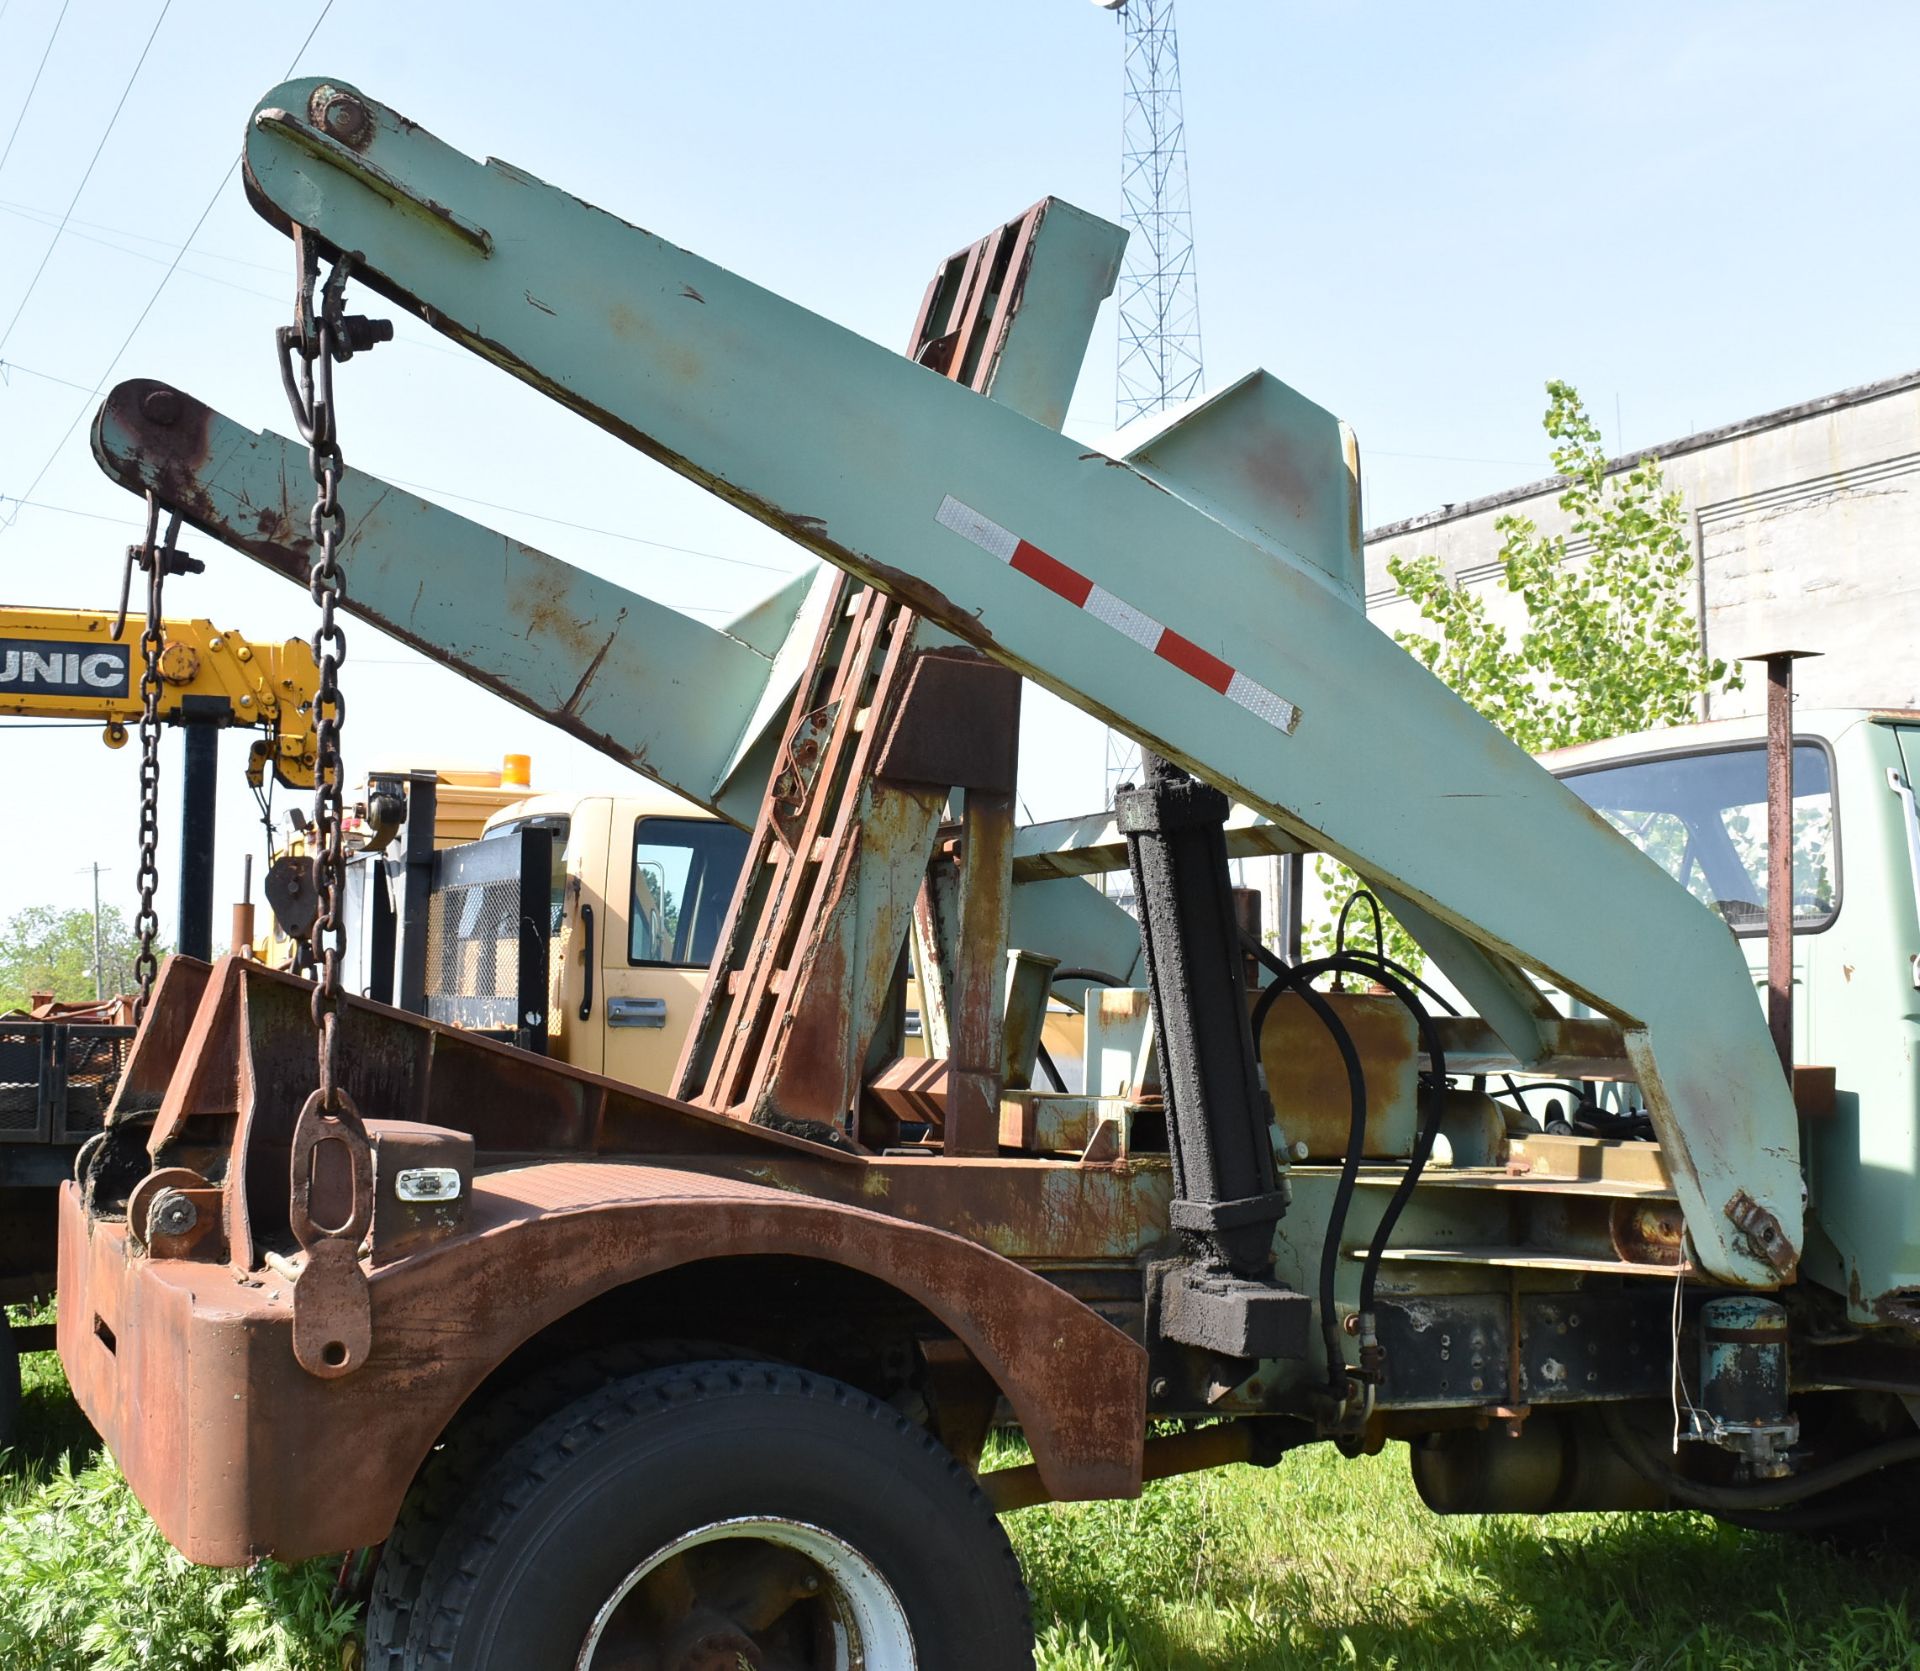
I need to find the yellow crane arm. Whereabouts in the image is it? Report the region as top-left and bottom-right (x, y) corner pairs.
(0, 605), (318, 788)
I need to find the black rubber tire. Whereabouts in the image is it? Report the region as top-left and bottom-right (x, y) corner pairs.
(365, 1339), (738, 1669)
(393, 1360), (1033, 1671)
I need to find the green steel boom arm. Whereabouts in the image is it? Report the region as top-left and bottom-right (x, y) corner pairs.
(152, 77), (1809, 1283)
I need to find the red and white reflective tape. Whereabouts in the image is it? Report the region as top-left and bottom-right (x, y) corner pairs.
(935, 494), (1299, 734)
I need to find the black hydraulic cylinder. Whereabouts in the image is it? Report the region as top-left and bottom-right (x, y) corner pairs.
(1118, 752), (1286, 1278)
(176, 711), (221, 961)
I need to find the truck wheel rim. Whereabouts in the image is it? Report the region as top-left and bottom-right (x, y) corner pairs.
(576, 1513), (916, 1670)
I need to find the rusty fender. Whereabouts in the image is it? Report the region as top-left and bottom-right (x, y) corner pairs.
(60, 1163), (1146, 1566)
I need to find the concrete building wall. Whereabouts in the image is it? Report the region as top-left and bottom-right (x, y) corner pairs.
(1362, 370), (1920, 718)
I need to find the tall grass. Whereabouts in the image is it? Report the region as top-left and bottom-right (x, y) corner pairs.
(5, 1311), (1915, 1669)
(0, 1308), (357, 1671)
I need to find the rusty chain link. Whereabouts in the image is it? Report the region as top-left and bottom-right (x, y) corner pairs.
(129, 492), (171, 1017)
(275, 230), (389, 1107)
(273, 230), (390, 1380)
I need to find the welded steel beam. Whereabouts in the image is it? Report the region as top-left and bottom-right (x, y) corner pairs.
(178, 76), (1798, 1284)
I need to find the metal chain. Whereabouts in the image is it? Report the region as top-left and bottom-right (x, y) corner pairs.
(275, 230), (388, 1106)
(130, 491), (168, 1016)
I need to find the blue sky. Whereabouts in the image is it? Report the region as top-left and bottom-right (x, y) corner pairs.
(1, 0), (1915, 935)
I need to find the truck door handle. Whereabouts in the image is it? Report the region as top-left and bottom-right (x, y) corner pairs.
(578, 903), (594, 1021)
(608, 996), (667, 1029)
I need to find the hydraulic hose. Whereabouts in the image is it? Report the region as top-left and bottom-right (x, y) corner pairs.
(1049, 966), (1128, 989)
(1601, 1405), (1920, 1511)
(1247, 942), (1450, 1386)
(1243, 937), (1367, 1392)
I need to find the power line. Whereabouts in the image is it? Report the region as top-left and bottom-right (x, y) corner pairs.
(0, 0), (338, 542)
(0, 193), (285, 274)
(0, 357), (97, 395)
(384, 475), (807, 576)
(0, 208), (464, 355)
(0, 493), (141, 525)
(0, 0), (71, 178)
(0, 204), (289, 306)
(0, 0), (174, 360)
(1, 482), (801, 595)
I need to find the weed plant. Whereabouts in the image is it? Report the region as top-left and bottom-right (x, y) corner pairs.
(0, 1308), (357, 1671)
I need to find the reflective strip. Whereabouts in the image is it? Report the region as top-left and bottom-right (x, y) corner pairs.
(934, 494), (1301, 734)
(935, 495), (1019, 563)
(1083, 584), (1162, 651)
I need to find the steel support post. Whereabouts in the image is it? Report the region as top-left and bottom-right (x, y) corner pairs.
(1744, 649), (1819, 1080)
(176, 702), (224, 961)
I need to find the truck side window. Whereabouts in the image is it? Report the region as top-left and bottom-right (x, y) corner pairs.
(1561, 742), (1839, 933)
(629, 817), (750, 966)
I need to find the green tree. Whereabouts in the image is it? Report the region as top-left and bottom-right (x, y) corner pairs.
(1307, 381), (1738, 969)
(1388, 379), (1737, 753)
(0, 904), (150, 1013)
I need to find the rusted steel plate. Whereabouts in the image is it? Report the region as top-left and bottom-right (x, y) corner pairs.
(1262, 991), (1417, 1160)
(107, 954), (212, 1120)
(58, 1160), (1147, 1564)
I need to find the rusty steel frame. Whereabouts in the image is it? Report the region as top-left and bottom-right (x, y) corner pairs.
(60, 955), (1150, 1563)
(674, 202), (1048, 1154)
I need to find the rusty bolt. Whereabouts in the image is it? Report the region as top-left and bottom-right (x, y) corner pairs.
(319, 92), (372, 146)
(141, 388), (181, 427)
(149, 1190), (198, 1238)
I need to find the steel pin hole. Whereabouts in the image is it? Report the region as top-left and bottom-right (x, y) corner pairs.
(306, 1134), (358, 1234)
(320, 1341), (349, 1369)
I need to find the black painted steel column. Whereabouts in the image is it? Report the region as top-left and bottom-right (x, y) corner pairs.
(176, 720), (219, 961)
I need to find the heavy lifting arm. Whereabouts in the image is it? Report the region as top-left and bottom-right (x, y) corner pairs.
(0, 603), (318, 790)
(92, 203), (1169, 993)
(99, 78), (1799, 1286)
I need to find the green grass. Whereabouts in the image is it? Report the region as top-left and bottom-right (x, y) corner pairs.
(1, 1317), (1913, 1669)
(0, 1306), (358, 1671)
(1001, 1436), (1920, 1670)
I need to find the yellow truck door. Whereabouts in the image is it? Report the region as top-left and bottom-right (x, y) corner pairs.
(600, 811), (751, 1092)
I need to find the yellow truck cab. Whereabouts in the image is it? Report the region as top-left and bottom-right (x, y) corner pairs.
(484, 787), (747, 1089)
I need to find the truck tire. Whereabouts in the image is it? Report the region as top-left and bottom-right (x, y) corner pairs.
(365, 1339), (741, 1670)
(388, 1360), (1033, 1670)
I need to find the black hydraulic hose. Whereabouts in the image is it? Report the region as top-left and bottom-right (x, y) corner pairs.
(1244, 940), (1365, 1386)
(1333, 945), (1536, 1124)
(1248, 942), (1450, 1374)
(1326, 961), (1447, 1324)
(1601, 1405), (1920, 1511)
(1487, 1080), (1595, 1104)
(1049, 965), (1129, 989)
(1242, 937), (1368, 1391)
(1334, 890), (1387, 966)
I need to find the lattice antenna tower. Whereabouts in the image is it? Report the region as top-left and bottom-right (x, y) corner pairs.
(1108, 0), (1205, 425)
(1098, 0), (1206, 810)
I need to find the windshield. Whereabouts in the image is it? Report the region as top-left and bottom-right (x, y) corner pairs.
(1558, 742), (1838, 933)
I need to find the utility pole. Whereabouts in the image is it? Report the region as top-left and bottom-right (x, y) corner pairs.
(88, 863), (108, 1001)
(1096, 0), (1207, 821)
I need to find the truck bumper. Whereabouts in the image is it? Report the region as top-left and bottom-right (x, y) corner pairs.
(57, 1181), (417, 1565)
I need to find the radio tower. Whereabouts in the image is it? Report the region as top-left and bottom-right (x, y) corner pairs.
(1098, 0), (1205, 807)
(1106, 0), (1205, 424)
